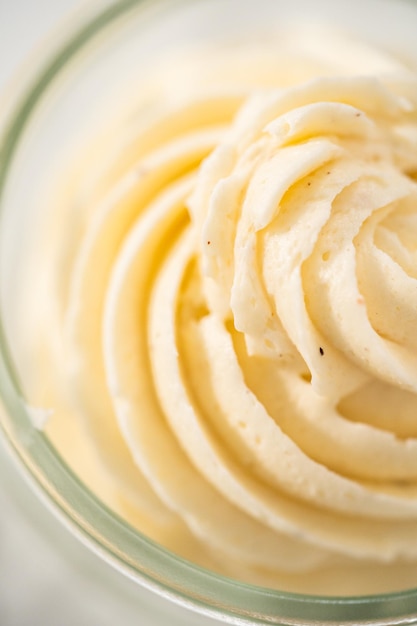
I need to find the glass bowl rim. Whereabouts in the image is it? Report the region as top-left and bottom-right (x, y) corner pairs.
(1, 0), (417, 623)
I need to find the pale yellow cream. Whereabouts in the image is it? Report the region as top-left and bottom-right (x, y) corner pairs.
(22, 30), (417, 595)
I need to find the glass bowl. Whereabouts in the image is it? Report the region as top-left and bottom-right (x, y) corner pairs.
(1, 0), (417, 623)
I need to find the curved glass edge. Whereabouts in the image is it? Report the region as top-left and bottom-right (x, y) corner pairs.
(0, 0), (417, 624)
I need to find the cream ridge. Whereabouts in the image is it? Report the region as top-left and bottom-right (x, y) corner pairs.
(24, 28), (417, 595)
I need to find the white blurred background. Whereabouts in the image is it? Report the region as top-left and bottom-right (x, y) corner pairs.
(0, 2), (218, 624)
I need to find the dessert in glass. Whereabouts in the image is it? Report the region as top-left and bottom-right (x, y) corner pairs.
(1, 0), (417, 623)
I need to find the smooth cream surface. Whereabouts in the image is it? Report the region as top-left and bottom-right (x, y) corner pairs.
(24, 29), (417, 595)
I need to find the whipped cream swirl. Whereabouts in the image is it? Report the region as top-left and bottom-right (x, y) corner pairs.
(24, 34), (417, 594)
